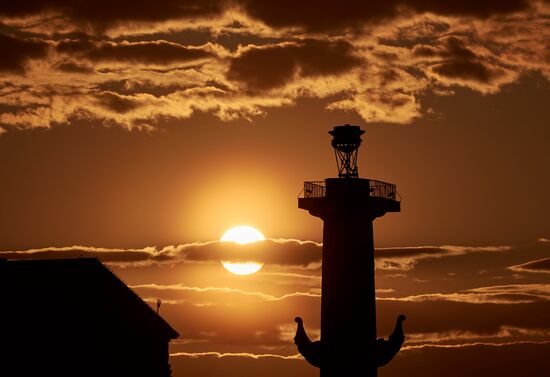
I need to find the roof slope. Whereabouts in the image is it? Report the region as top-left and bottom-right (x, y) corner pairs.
(0, 257), (178, 340)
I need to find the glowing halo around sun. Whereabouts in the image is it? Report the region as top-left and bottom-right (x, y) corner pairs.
(220, 226), (265, 275)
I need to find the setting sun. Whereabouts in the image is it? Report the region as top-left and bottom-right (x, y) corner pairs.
(221, 261), (263, 275)
(220, 226), (266, 245)
(220, 226), (265, 275)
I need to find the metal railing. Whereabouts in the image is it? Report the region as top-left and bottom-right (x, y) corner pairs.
(368, 179), (400, 201)
(302, 181), (326, 198)
(300, 179), (400, 201)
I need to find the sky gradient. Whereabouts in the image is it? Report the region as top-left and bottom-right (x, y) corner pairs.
(1, 1), (549, 376)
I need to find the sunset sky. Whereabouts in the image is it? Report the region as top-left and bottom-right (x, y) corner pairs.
(1, 1), (549, 376)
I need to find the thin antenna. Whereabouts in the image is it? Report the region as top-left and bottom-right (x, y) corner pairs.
(156, 298), (162, 314)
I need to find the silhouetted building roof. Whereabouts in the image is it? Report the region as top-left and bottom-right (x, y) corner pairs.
(0, 258), (178, 377)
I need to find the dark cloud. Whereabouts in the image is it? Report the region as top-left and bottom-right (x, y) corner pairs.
(121, 268), (549, 361)
(381, 284), (550, 305)
(413, 45), (439, 57)
(0, 1), (534, 36)
(182, 239), (322, 267)
(227, 40), (361, 91)
(406, 0), (533, 18)
(412, 36), (506, 84)
(238, 0), (532, 32)
(95, 92), (143, 114)
(1, 242), (518, 270)
(55, 61), (95, 73)
(0, 1), (546, 128)
(0, 246), (174, 264)
(377, 246), (445, 258)
(0, 34), (49, 73)
(56, 39), (214, 65)
(378, 299), (550, 335)
(5, 240), (547, 373)
(0, 1), (225, 32)
(0, 240), (323, 267)
(383, 342), (550, 377)
(375, 245), (512, 271)
(431, 37), (502, 83)
(145, 281), (550, 363)
(509, 257), (550, 273)
(169, 342), (550, 377)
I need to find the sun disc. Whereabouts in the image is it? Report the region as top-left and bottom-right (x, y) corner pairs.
(220, 226), (265, 245)
(221, 261), (263, 275)
(220, 226), (265, 275)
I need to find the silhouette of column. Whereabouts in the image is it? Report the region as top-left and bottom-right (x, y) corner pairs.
(295, 125), (403, 377)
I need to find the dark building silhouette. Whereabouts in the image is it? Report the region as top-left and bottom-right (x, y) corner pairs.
(0, 258), (178, 377)
(294, 125), (405, 377)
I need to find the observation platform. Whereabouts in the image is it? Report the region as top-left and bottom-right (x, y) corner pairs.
(298, 178), (400, 218)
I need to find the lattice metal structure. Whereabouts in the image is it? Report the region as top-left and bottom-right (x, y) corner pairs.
(329, 124), (365, 178)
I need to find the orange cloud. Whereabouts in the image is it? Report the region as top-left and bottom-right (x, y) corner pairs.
(402, 339), (550, 351)
(56, 39), (217, 65)
(170, 351), (302, 360)
(133, 283), (321, 305)
(1, 242), (518, 272)
(0, 2), (548, 130)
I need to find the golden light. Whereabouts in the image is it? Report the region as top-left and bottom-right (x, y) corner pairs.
(221, 261), (263, 275)
(220, 225), (266, 244)
(220, 226), (265, 275)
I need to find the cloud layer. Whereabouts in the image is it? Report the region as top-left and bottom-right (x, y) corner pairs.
(0, 0), (548, 131)
(2, 237), (549, 376)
